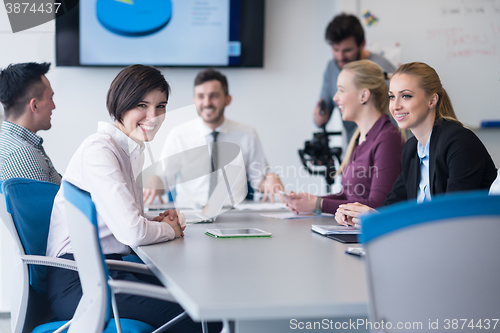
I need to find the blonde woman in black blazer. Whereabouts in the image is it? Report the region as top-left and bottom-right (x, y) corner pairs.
(336, 62), (496, 226)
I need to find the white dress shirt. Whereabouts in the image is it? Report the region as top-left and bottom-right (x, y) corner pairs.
(47, 122), (175, 258)
(161, 117), (269, 206)
(417, 131), (432, 204)
(490, 169), (500, 195)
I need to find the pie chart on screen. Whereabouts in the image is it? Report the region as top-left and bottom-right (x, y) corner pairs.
(96, 0), (172, 37)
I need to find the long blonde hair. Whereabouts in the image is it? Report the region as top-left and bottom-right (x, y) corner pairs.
(392, 62), (460, 125)
(335, 60), (398, 177)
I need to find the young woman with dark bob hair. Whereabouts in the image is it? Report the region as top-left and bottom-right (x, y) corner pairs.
(336, 62), (497, 226)
(46, 65), (207, 332)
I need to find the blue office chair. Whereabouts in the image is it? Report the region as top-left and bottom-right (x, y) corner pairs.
(0, 178), (75, 333)
(0, 178), (159, 333)
(361, 191), (500, 330)
(63, 180), (189, 333)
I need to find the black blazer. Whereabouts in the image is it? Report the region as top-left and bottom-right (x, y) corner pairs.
(384, 119), (497, 206)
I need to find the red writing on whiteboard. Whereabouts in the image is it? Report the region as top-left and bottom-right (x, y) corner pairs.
(427, 27), (463, 40)
(450, 45), (497, 58)
(427, 25), (499, 61)
(448, 33), (488, 47)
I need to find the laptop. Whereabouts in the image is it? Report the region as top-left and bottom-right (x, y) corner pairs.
(145, 189), (231, 223)
(182, 192), (231, 223)
(183, 211), (215, 223)
(148, 163), (245, 223)
(145, 201), (177, 211)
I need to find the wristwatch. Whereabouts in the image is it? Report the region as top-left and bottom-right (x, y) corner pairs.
(314, 197), (322, 215)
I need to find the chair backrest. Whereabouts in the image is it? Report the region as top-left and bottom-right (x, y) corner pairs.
(63, 180), (110, 333)
(2, 178), (60, 293)
(361, 191), (500, 330)
(0, 178), (61, 333)
(0, 180), (26, 267)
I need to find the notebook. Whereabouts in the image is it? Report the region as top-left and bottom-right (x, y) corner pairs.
(311, 225), (360, 244)
(319, 233), (359, 244)
(311, 225), (360, 235)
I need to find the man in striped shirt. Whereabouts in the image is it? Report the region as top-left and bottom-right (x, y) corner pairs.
(0, 62), (61, 184)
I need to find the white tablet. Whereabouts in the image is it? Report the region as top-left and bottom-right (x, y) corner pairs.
(205, 228), (272, 238)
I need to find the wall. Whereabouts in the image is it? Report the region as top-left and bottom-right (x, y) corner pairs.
(359, 0), (500, 127)
(357, 0), (500, 169)
(0, 0), (342, 312)
(344, 0), (500, 168)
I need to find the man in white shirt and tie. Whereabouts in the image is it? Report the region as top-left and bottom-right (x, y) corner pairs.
(144, 69), (284, 206)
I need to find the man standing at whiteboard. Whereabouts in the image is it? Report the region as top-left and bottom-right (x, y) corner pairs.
(313, 13), (396, 143)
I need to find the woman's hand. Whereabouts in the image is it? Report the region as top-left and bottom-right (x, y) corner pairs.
(335, 202), (377, 228)
(286, 192), (318, 214)
(335, 209), (353, 226)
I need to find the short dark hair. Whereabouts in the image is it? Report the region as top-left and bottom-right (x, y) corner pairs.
(107, 65), (170, 124)
(325, 13), (365, 46)
(194, 69), (229, 96)
(0, 62), (50, 119)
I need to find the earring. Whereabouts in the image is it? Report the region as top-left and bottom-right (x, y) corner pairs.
(360, 99), (366, 105)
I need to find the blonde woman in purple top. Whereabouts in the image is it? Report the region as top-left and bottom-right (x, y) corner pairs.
(287, 60), (404, 215)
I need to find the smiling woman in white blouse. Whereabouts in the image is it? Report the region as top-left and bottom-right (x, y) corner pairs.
(45, 65), (206, 332)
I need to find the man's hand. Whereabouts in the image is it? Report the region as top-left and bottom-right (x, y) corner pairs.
(313, 99), (330, 127)
(143, 175), (166, 206)
(155, 209), (185, 238)
(335, 202), (377, 228)
(286, 192), (318, 214)
(143, 188), (166, 206)
(259, 173), (285, 203)
(153, 209), (177, 222)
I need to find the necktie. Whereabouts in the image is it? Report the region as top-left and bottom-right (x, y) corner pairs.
(208, 131), (219, 199)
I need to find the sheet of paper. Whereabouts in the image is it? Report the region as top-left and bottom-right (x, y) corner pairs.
(235, 202), (286, 210)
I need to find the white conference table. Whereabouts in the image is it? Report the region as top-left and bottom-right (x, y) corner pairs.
(135, 208), (369, 333)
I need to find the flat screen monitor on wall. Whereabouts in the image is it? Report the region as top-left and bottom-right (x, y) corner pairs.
(56, 0), (264, 67)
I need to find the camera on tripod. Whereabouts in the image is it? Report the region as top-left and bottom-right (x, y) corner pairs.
(298, 101), (343, 191)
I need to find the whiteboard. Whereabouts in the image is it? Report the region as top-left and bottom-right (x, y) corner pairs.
(359, 0), (500, 127)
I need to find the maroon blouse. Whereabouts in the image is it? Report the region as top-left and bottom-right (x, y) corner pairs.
(321, 114), (404, 214)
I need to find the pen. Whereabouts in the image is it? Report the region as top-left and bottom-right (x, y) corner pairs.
(342, 214), (349, 226)
(278, 190), (288, 202)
